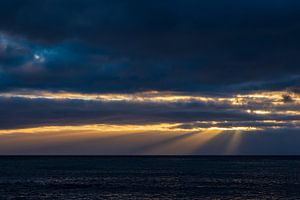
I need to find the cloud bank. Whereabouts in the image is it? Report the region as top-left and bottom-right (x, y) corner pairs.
(0, 0), (300, 154)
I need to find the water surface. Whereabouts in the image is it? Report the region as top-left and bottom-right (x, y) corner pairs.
(0, 156), (300, 199)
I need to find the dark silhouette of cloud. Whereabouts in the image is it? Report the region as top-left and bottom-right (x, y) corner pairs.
(0, 95), (299, 129)
(0, 0), (299, 93)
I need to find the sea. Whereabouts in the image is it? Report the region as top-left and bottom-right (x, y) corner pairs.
(0, 156), (300, 200)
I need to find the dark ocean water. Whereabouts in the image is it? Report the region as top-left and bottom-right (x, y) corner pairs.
(0, 157), (300, 200)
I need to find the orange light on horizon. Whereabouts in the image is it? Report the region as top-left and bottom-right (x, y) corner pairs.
(1, 90), (299, 105)
(0, 123), (263, 135)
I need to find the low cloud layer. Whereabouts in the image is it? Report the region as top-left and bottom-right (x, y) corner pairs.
(0, 91), (299, 130)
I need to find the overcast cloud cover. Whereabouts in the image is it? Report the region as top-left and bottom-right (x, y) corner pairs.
(0, 0), (300, 154)
(1, 0), (300, 93)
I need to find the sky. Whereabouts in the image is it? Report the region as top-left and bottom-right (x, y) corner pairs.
(0, 0), (300, 155)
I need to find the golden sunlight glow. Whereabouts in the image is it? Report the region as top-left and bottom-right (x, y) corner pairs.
(1, 90), (299, 105)
(246, 109), (300, 115)
(0, 90), (298, 136)
(0, 123), (262, 135)
(143, 130), (222, 154)
(226, 132), (242, 154)
(236, 91), (300, 105)
(246, 110), (272, 115)
(207, 127), (261, 131)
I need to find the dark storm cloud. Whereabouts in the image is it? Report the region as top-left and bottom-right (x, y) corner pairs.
(0, 97), (253, 129)
(0, 96), (299, 129)
(0, 0), (300, 93)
